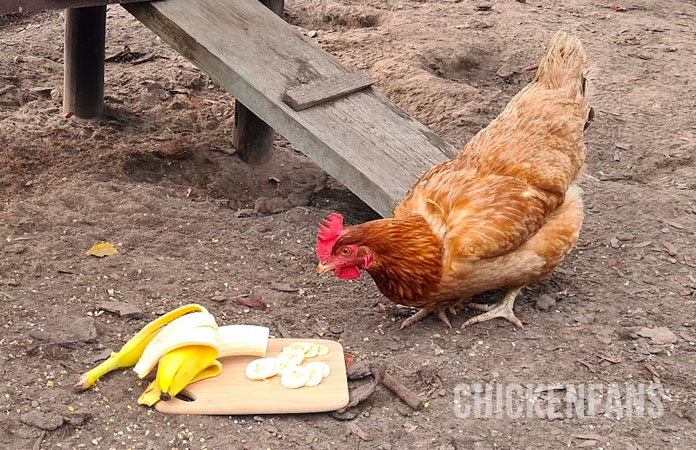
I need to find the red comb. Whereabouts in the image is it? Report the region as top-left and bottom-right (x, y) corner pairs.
(316, 213), (344, 262)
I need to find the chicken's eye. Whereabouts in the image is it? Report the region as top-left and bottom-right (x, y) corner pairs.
(341, 247), (352, 256)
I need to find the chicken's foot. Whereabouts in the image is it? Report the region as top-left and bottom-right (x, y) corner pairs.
(400, 306), (452, 329)
(467, 303), (495, 312)
(460, 288), (524, 329)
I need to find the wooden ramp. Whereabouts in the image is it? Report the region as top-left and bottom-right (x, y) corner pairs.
(125, 0), (457, 217)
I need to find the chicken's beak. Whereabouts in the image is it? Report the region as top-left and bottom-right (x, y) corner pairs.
(316, 262), (333, 275)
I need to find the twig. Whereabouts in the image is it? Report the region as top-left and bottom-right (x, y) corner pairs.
(33, 431), (46, 450)
(379, 371), (424, 411)
(1, 291), (17, 301)
(0, 85), (16, 96)
(275, 323), (290, 338)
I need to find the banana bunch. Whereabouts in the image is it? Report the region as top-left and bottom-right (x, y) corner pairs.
(75, 304), (269, 407)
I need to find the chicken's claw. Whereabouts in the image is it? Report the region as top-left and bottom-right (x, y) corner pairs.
(400, 307), (452, 329)
(461, 288), (524, 330)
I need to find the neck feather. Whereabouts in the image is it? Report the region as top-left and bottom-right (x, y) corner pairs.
(339, 215), (442, 305)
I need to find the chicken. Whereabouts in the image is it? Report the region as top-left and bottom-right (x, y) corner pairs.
(315, 31), (593, 329)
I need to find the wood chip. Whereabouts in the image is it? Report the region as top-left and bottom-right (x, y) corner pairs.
(645, 364), (661, 381)
(270, 282), (298, 292)
(679, 331), (695, 343)
(663, 242), (678, 256)
(661, 220), (684, 229)
(573, 434), (606, 441)
(403, 422), (418, 433)
(347, 422), (372, 441)
(330, 366), (385, 420)
(597, 353), (624, 364)
(347, 361), (373, 380)
(82, 348), (113, 365)
(578, 360), (597, 373)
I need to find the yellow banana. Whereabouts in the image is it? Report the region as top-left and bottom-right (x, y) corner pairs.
(160, 345), (220, 400)
(74, 304), (207, 392)
(156, 345), (192, 395)
(137, 359), (222, 406)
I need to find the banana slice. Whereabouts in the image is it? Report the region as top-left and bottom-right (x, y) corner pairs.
(304, 343), (319, 358)
(284, 342), (311, 353)
(316, 344), (329, 356)
(304, 364), (324, 387)
(287, 352), (305, 366)
(280, 365), (310, 389)
(282, 347), (305, 357)
(245, 358), (277, 381)
(274, 353), (293, 371)
(281, 348), (305, 366)
(306, 361), (331, 377)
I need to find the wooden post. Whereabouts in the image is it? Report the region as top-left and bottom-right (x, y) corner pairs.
(64, 6), (106, 119)
(233, 0), (283, 164)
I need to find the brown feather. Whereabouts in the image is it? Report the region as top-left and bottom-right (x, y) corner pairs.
(328, 31), (590, 312)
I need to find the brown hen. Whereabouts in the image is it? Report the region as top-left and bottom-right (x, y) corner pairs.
(316, 31), (592, 329)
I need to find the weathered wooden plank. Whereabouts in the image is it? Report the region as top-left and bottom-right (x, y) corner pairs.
(1, 0), (142, 15)
(283, 71), (375, 111)
(233, 0), (283, 165)
(124, 0), (457, 217)
(63, 6), (106, 118)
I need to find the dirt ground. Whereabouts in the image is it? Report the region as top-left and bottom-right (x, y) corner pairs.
(1, 0), (696, 449)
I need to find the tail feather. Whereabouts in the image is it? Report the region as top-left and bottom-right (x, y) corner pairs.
(534, 30), (592, 130)
(534, 31), (586, 91)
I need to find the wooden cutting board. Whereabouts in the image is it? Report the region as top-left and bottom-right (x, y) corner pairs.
(155, 339), (349, 415)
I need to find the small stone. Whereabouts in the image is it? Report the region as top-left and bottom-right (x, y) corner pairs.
(615, 142), (632, 150)
(536, 294), (556, 311)
(31, 401), (39, 408)
(98, 301), (144, 318)
(308, 30), (318, 38)
(637, 327), (678, 345)
(616, 233), (635, 241)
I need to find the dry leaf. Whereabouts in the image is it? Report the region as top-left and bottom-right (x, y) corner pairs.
(234, 295), (268, 311)
(86, 242), (118, 258)
(610, 4), (627, 12)
(344, 354), (355, 368)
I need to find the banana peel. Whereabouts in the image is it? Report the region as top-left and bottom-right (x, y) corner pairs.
(76, 303), (270, 407)
(73, 304), (207, 392)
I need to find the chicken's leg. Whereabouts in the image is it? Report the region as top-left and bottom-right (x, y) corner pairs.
(460, 288), (524, 329)
(400, 306), (452, 329)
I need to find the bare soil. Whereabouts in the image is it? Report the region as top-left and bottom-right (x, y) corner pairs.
(1, 1), (695, 449)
